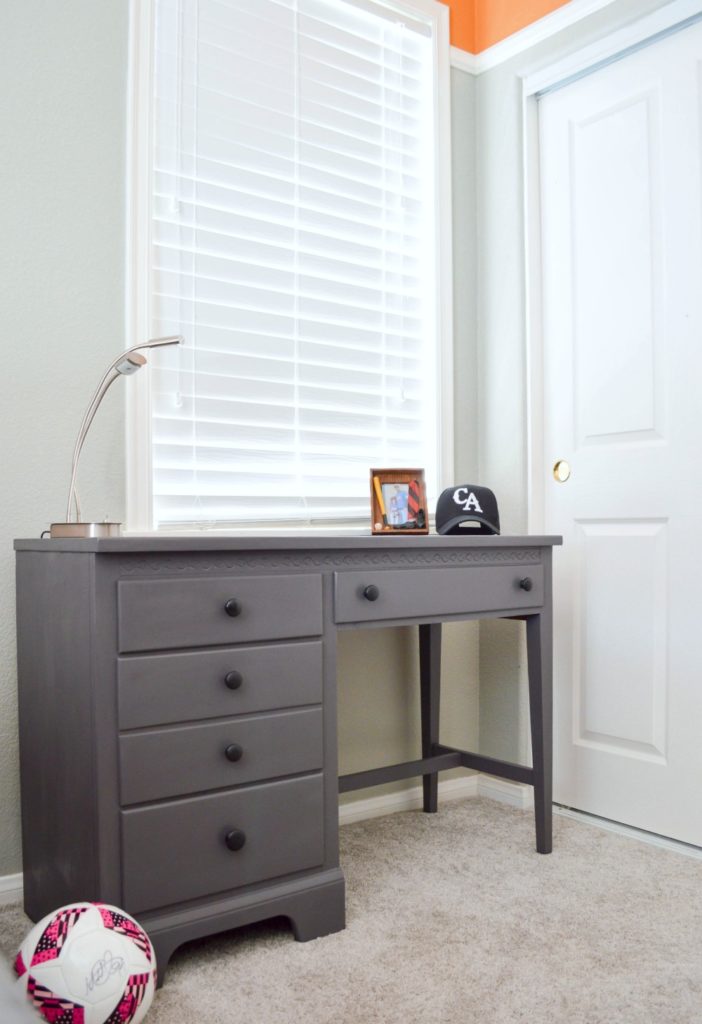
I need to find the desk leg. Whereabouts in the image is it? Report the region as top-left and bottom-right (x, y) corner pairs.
(419, 623), (441, 813)
(526, 612), (553, 854)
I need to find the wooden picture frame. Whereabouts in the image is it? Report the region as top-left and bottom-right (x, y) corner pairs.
(369, 468), (429, 535)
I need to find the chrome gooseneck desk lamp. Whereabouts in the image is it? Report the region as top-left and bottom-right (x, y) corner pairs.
(50, 335), (183, 539)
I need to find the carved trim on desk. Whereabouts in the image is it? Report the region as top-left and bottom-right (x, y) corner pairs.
(116, 548), (541, 576)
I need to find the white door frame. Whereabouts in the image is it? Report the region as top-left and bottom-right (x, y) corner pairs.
(521, 0), (702, 534)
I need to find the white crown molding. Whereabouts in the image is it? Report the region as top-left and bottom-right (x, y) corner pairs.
(450, 0), (618, 75)
(449, 45), (480, 74)
(522, 0), (702, 95)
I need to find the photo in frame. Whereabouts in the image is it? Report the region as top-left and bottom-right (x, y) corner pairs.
(369, 468), (429, 535)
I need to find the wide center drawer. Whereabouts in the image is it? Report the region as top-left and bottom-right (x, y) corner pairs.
(119, 707), (323, 805)
(117, 640), (323, 730)
(334, 563), (544, 624)
(118, 573), (323, 653)
(121, 774), (324, 913)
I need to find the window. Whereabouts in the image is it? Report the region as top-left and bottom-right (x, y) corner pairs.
(128, 0), (452, 530)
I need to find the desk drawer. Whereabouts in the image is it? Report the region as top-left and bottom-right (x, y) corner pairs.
(118, 641), (323, 729)
(118, 573), (323, 653)
(122, 774), (324, 913)
(119, 707), (323, 805)
(334, 564), (544, 624)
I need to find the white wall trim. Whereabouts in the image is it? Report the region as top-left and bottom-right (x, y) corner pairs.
(0, 872), (23, 907)
(338, 771), (534, 826)
(449, 0), (618, 75)
(432, 0), (456, 493)
(339, 775), (479, 825)
(555, 806), (702, 860)
(475, 0), (619, 73)
(125, 0), (155, 533)
(523, 0), (702, 95)
(477, 775), (534, 809)
(449, 0), (702, 77)
(449, 45), (480, 75)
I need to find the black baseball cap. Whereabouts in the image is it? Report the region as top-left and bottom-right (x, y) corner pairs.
(435, 484), (500, 535)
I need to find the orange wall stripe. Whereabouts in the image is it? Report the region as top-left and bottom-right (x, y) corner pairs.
(442, 0), (572, 55)
(440, 0), (475, 54)
(474, 0), (571, 52)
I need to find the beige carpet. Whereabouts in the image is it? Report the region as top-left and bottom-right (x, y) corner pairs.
(2, 798), (701, 1023)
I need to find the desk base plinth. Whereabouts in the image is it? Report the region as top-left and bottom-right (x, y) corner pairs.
(145, 869), (346, 987)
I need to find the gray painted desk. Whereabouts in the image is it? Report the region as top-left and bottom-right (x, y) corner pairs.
(14, 534), (561, 984)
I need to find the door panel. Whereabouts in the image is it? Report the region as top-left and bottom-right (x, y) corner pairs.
(571, 90), (663, 445)
(539, 21), (702, 845)
(573, 519), (668, 760)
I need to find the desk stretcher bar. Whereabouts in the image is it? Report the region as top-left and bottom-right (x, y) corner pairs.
(339, 744), (534, 794)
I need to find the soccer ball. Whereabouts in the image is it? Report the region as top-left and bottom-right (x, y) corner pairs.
(14, 903), (156, 1024)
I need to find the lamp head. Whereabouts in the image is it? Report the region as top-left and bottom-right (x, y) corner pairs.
(115, 352), (147, 375)
(143, 334), (184, 348)
(113, 335), (183, 376)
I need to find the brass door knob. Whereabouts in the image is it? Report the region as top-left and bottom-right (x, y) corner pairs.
(553, 459), (571, 483)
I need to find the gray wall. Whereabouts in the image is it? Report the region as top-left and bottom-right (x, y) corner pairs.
(0, 12), (478, 876)
(0, 2), (129, 877)
(475, 0), (672, 762)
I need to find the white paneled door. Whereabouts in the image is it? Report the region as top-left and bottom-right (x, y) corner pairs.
(539, 20), (702, 845)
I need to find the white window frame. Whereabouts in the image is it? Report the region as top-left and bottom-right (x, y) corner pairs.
(126, 0), (454, 533)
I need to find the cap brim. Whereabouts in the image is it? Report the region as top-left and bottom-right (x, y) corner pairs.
(436, 515), (500, 536)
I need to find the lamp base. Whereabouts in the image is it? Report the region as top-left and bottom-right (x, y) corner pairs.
(49, 522), (122, 539)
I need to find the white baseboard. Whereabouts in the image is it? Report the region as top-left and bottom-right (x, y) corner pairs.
(339, 774), (479, 825)
(554, 806), (702, 861)
(477, 774), (534, 810)
(338, 771), (535, 826)
(0, 872), (23, 907)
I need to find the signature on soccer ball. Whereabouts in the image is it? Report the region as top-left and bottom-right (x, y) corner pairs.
(86, 949), (126, 993)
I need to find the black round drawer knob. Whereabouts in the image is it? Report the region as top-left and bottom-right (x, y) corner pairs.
(224, 670), (243, 691)
(224, 598), (241, 618)
(519, 577), (533, 592)
(225, 829), (246, 852)
(363, 584), (380, 602)
(225, 743), (243, 763)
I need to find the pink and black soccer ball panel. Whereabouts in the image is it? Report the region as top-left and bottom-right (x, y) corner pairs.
(95, 907), (153, 965)
(30, 907), (92, 968)
(27, 975), (85, 1024)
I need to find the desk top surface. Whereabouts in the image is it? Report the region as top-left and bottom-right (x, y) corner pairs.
(15, 533), (562, 554)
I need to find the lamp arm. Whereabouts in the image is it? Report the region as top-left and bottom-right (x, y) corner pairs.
(66, 371), (120, 522)
(65, 335), (183, 522)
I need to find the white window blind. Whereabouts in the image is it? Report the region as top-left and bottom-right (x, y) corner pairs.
(147, 0), (448, 527)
